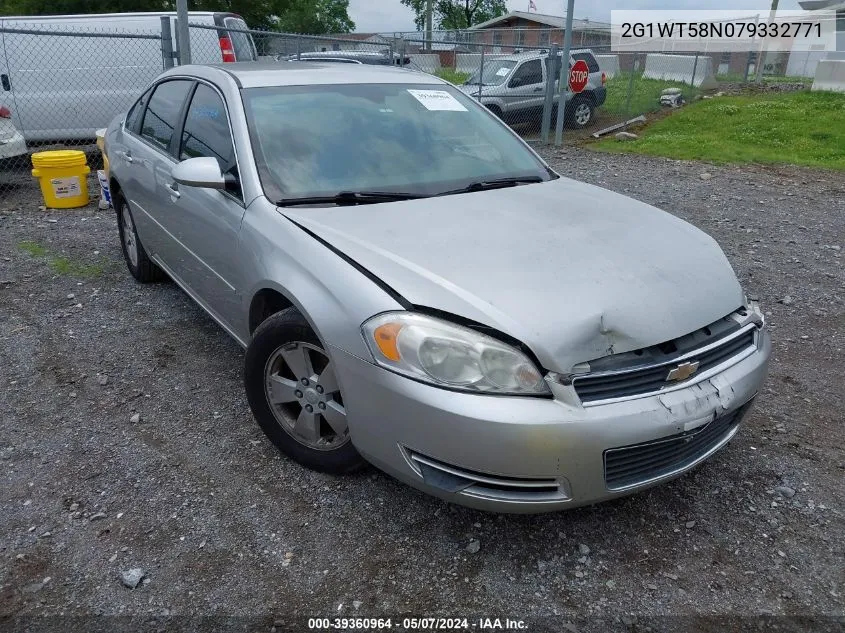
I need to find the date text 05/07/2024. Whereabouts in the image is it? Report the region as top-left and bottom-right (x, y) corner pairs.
(307, 617), (528, 630)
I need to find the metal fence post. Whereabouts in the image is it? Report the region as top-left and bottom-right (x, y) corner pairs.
(160, 16), (174, 69)
(623, 57), (640, 128)
(297, 36), (301, 60)
(175, 0), (191, 65)
(554, 0), (576, 145)
(541, 44), (559, 143)
(477, 47), (485, 101)
(389, 42), (394, 65)
(691, 52), (700, 89)
(401, 39), (406, 66)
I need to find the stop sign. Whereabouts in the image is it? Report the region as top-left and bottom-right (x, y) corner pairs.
(569, 59), (589, 94)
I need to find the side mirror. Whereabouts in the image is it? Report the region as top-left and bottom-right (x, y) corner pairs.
(171, 157), (225, 190)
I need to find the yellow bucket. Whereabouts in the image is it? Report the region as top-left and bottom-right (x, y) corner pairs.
(31, 150), (91, 209)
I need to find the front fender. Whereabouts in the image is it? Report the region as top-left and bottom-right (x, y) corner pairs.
(239, 198), (404, 360)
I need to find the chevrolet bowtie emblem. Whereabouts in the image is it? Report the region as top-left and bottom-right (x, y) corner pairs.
(666, 361), (700, 382)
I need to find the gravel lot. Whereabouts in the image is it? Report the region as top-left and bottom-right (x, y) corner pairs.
(1, 148), (843, 632)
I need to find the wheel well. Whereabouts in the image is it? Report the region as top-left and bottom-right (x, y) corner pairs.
(249, 289), (294, 334)
(486, 104), (503, 116)
(576, 92), (597, 106)
(109, 176), (122, 206)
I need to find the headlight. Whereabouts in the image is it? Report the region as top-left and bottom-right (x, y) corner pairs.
(362, 312), (549, 395)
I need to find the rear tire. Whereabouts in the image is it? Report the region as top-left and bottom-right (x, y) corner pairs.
(244, 308), (364, 475)
(567, 96), (594, 129)
(115, 191), (164, 283)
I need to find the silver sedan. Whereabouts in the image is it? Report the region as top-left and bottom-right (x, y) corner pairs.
(104, 63), (770, 513)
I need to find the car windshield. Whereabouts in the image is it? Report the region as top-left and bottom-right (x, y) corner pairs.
(465, 60), (517, 86)
(242, 82), (553, 202)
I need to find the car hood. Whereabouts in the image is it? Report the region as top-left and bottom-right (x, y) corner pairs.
(281, 178), (743, 372)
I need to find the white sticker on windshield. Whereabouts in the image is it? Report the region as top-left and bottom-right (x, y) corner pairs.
(407, 89), (467, 112)
(496, 67), (510, 76)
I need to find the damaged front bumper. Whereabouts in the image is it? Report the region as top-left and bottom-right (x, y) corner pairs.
(332, 325), (771, 513)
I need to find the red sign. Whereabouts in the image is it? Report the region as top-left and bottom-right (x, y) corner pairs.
(569, 59), (590, 94)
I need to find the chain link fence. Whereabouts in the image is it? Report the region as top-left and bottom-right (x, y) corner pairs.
(0, 19), (818, 198)
(0, 22), (167, 195)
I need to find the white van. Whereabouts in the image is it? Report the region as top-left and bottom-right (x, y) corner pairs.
(0, 12), (257, 141)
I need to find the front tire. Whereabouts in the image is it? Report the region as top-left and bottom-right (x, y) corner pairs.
(244, 308), (364, 474)
(115, 192), (164, 283)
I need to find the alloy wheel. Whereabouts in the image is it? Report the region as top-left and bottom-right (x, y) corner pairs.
(263, 342), (349, 451)
(121, 204), (139, 268)
(574, 103), (592, 127)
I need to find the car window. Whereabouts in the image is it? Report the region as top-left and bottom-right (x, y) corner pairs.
(140, 80), (193, 153)
(466, 60), (516, 86)
(180, 83), (241, 198)
(511, 60), (543, 86)
(125, 88), (152, 134)
(242, 83), (553, 202)
(223, 17), (257, 61)
(572, 52), (600, 73)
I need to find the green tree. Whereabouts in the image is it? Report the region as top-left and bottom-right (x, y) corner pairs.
(400, 0), (507, 30)
(274, 0), (354, 33)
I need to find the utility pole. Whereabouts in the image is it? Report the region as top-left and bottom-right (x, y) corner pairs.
(754, 0), (779, 82)
(554, 0), (575, 145)
(425, 0), (434, 47)
(176, 0), (191, 65)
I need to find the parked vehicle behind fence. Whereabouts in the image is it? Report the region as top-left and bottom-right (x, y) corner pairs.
(0, 104), (27, 162)
(459, 48), (606, 128)
(0, 12), (257, 142)
(278, 51), (413, 67)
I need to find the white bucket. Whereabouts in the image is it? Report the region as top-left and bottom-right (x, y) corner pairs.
(97, 170), (111, 210)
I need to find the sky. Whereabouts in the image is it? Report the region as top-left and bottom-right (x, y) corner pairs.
(347, 0), (805, 33)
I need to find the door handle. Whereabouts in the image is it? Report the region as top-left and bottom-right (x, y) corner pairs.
(118, 150), (133, 164)
(165, 182), (181, 199)
(533, 86), (543, 92)
(1, 74), (9, 91)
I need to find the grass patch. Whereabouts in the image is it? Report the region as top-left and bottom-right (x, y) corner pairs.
(604, 73), (700, 118)
(18, 240), (49, 257)
(50, 257), (104, 278)
(435, 68), (470, 85)
(17, 240), (105, 278)
(595, 90), (845, 170)
(717, 72), (810, 84)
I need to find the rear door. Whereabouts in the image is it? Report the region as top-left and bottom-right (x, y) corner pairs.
(124, 79), (194, 267)
(506, 59), (546, 113)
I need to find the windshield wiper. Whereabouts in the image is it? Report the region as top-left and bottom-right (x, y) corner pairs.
(436, 176), (544, 197)
(276, 191), (425, 207)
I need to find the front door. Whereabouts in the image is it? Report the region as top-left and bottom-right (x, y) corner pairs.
(163, 81), (245, 329)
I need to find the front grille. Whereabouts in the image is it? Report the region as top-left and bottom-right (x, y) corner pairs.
(406, 450), (568, 503)
(604, 404), (750, 490)
(574, 327), (756, 403)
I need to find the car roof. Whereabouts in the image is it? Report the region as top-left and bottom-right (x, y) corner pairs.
(162, 62), (443, 88)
